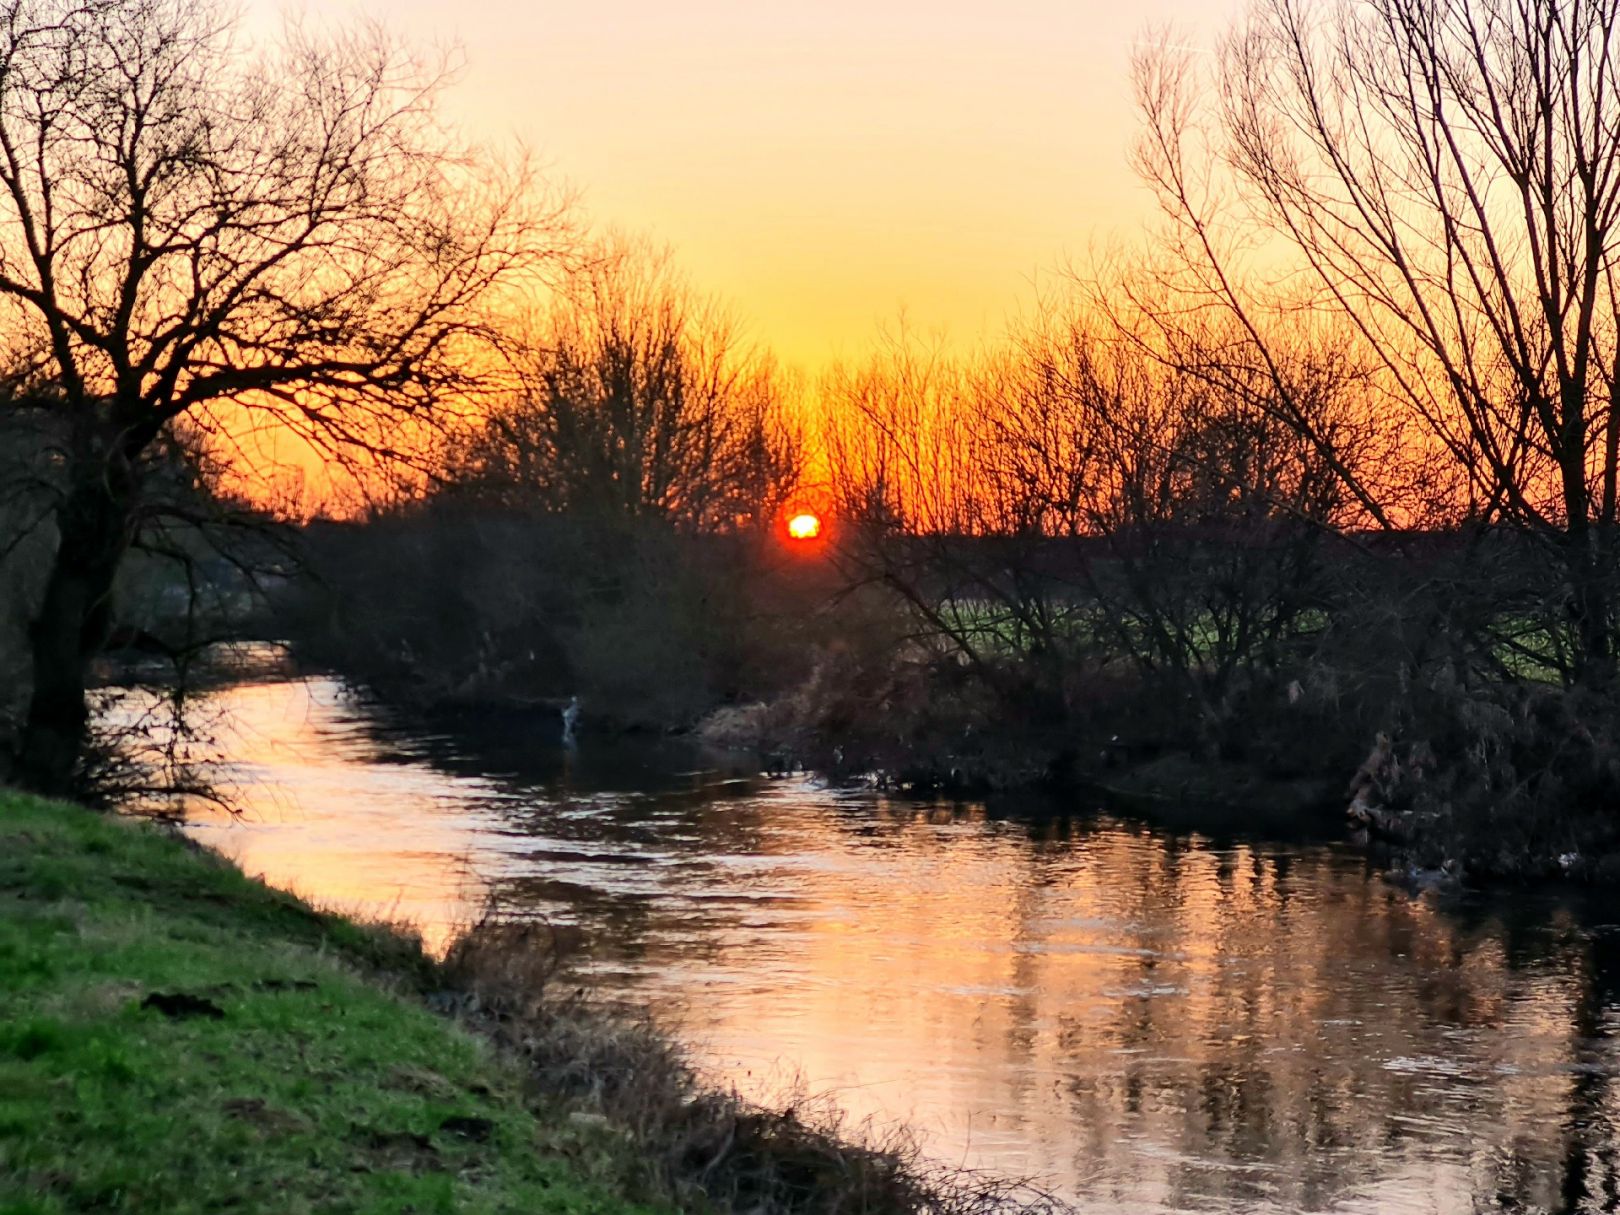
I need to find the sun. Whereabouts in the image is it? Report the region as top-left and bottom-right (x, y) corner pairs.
(787, 512), (822, 541)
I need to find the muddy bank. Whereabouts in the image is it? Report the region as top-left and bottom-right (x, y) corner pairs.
(696, 686), (1620, 888)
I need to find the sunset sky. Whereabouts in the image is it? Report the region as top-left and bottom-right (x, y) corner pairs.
(259, 0), (1238, 373)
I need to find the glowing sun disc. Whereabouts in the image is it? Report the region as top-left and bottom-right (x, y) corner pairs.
(787, 513), (822, 540)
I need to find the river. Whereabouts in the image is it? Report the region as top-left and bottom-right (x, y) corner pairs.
(110, 659), (1620, 1213)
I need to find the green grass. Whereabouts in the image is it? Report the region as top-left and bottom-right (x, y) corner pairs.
(0, 789), (655, 1215)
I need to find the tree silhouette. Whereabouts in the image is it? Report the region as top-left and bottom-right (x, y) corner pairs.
(1133, 0), (1620, 682)
(0, 0), (569, 793)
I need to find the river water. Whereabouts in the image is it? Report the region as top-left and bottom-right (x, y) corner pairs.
(118, 664), (1620, 1213)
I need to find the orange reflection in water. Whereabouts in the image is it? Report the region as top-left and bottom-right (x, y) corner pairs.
(147, 678), (509, 954)
(121, 670), (1620, 1213)
(655, 804), (1607, 1213)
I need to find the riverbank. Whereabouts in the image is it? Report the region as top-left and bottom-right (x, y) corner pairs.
(277, 645), (1603, 889)
(0, 789), (1047, 1215)
(179, 626), (1620, 887)
(0, 788), (656, 1214)
(692, 662), (1620, 887)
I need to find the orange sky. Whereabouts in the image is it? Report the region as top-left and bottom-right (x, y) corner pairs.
(254, 0), (1239, 374)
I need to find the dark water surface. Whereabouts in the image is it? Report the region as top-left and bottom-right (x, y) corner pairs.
(118, 667), (1620, 1212)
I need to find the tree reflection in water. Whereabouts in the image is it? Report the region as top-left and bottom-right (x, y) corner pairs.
(107, 667), (1620, 1214)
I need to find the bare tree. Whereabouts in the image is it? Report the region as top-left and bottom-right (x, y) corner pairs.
(0, 0), (569, 793)
(1132, 0), (1620, 683)
(987, 313), (1358, 705)
(449, 242), (801, 532)
(820, 335), (1021, 685)
(820, 308), (1372, 741)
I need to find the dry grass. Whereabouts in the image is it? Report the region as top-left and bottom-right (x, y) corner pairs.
(436, 918), (1069, 1215)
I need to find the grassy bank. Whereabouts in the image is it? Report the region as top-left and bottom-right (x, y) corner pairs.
(0, 789), (656, 1215)
(0, 792), (1045, 1215)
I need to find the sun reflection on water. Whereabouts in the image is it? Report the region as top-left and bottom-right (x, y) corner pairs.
(111, 671), (1620, 1213)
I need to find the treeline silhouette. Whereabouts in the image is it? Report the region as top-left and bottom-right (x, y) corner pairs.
(286, 250), (1620, 880)
(284, 243), (825, 727)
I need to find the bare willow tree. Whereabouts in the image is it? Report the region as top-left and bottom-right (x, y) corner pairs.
(987, 311), (1365, 704)
(1133, 0), (1620, 683)
(819, 335), (1011, 673)
(448, 242), (800, 531)
(824, 317), (1356, 616)
(821, 330), (977, 532)
(0, 0), (569, 793)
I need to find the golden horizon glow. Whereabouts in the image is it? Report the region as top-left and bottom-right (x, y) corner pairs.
(224, 0), (1244, 513)
(254, 0), (1240, 376)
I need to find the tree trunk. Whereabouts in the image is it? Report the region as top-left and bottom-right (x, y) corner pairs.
(1567, 526), (1615, 687)
(16, 457), (137, 796)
